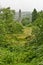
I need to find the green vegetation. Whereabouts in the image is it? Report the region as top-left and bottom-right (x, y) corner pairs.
(21, 17), (30, 26)
(0, 8), (43, 65)
(32, 8), (37, 22)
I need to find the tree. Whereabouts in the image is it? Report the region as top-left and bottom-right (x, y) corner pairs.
(32, 8), (37, 22)
(0, 7), (15, 22)
(21, 17), (30, 26)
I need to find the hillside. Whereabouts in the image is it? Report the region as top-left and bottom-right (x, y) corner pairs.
(0, 8), (43, 65)
(0, 21), (43, 65)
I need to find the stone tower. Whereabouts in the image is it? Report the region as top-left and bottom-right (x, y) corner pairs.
(18, 9), (21, 22)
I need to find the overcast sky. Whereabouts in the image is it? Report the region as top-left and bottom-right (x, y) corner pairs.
(0, 0), (43, 11)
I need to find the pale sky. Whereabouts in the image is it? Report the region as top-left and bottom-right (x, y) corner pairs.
(0, 0), (43, 11)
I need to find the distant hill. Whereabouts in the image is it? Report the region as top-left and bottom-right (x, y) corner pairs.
(14, 11), (32, 22)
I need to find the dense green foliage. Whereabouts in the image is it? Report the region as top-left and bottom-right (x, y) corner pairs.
(21, 17), (30, 26)
(0, 8), (43, 65)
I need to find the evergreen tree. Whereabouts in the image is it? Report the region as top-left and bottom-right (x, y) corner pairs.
(32, 8), (37, 22)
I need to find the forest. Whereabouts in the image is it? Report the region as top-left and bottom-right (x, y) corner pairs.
(0, 7), (43, 65)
